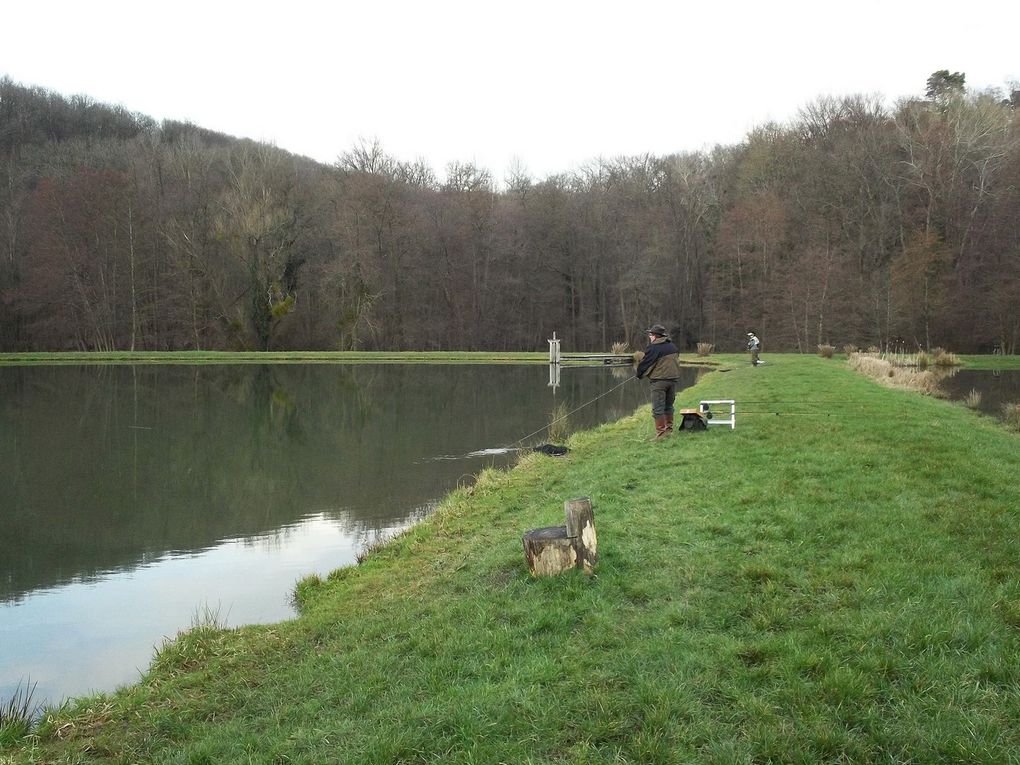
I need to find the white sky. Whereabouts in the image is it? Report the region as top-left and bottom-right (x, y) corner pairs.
(3, 0), (1018, 182)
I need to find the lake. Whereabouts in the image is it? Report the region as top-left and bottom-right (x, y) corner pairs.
(937, 368), (1020, 420)
(0, 362), (703, 708)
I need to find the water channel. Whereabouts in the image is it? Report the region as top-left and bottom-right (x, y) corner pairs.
(0, 362), (704, 708)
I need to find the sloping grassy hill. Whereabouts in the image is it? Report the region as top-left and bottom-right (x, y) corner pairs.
(7, 355), (1020, 764)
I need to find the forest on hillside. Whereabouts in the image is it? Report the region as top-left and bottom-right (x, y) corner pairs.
(1, 73), (1018, 353)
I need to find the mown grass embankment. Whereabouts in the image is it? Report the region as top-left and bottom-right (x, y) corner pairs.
(6, 355), (1020, 764)
(960, 354), (1020, 370)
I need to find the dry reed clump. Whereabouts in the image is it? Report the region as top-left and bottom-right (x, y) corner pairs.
(696, 342), (714, 357)
(611, 341), (629, 355)
(932, 347), (961, 367)
(818, 344), (835, 358)
(884, 350), (929, 369)
(847, 352), (945, 396)
(1003, 403), (1020, 432)
(546, 401), (571, 444)
(848, 353), (891, 378)
(963, 389), (982, 409)
(843, 344), (858, 355)
(880, 347), (961, 370)
(866, 345), (881, 354)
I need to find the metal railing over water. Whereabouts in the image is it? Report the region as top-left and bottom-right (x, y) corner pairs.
(547, 332), (634, 367)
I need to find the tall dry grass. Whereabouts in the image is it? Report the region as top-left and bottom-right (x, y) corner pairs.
(696, 342), (714, 357)
(1003, 403), (1020, 432)
(869, 348), (960, 371)
(818, 344), (835, 358)
(546, 401), (572, 443)
(932, 347), (960, 367)
(847, 352), (944, 396)
(882, 350), (925, 368)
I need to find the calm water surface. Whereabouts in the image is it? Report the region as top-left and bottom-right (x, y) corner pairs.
(938, 369), (1020, 419)
(1, 363), (702, 707)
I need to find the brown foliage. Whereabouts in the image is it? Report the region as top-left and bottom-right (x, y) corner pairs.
(1, 80), (1019, 352)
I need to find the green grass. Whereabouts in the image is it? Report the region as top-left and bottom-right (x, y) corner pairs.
(0, 682), (38, 750)
(6, 354), (1020, 763)
(960, 354), (1020, 370)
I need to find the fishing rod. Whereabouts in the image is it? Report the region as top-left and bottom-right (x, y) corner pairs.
(448, 375), (640, 460)
(492, 382), (927, 455)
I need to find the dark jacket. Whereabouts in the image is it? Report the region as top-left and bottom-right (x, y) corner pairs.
(636, 336), (681, 380)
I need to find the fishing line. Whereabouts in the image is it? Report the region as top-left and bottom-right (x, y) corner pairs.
(737, 411), (861, 416)
(496, 384), (935, 453)
(736, 400), (880, 405)
(510, 374), (638, 448)
(737, 410), (945, 419)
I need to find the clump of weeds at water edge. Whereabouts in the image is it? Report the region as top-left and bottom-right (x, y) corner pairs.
(545, 401), (571, 444)
(0, 680), (39, 747)
(1003, 402), (1020, 431)
(847, 351), (944, 396)
(932, 347), (961, 367)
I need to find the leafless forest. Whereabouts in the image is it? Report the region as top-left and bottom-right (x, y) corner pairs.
(1, 73), (1018, 353)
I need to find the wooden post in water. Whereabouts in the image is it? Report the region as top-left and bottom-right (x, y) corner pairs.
(522, 497), (598, 576)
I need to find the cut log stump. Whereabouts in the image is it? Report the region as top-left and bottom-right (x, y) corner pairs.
(522, 497), (598, 576)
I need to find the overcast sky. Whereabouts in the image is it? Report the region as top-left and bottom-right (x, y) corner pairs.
(3, 0), (1018, 182)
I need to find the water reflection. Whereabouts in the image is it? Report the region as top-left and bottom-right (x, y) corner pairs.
(938, 369), (1020, 420)
(0, 363), (697, 705)
(2, 364), (411, 605)
(0, 514), (385, 702)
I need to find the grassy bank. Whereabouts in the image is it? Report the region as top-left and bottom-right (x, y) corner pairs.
(960, 354), (1020, 370)
(6, 355), (1020, 764)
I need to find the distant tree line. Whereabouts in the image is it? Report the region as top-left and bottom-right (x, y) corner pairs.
(1, 72), (1018, 353)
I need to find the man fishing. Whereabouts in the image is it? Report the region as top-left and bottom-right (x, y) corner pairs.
(747, 331), (762, 366)
(635, 324), (682, 440)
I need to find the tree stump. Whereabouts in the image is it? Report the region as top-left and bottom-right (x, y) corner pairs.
(521, 526), (577, 576)
(564, 496), (598, 573)
(522, 497), (598, 576)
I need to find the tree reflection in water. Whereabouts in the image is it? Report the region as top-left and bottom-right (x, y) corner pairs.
(0, 362), (700, 705)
